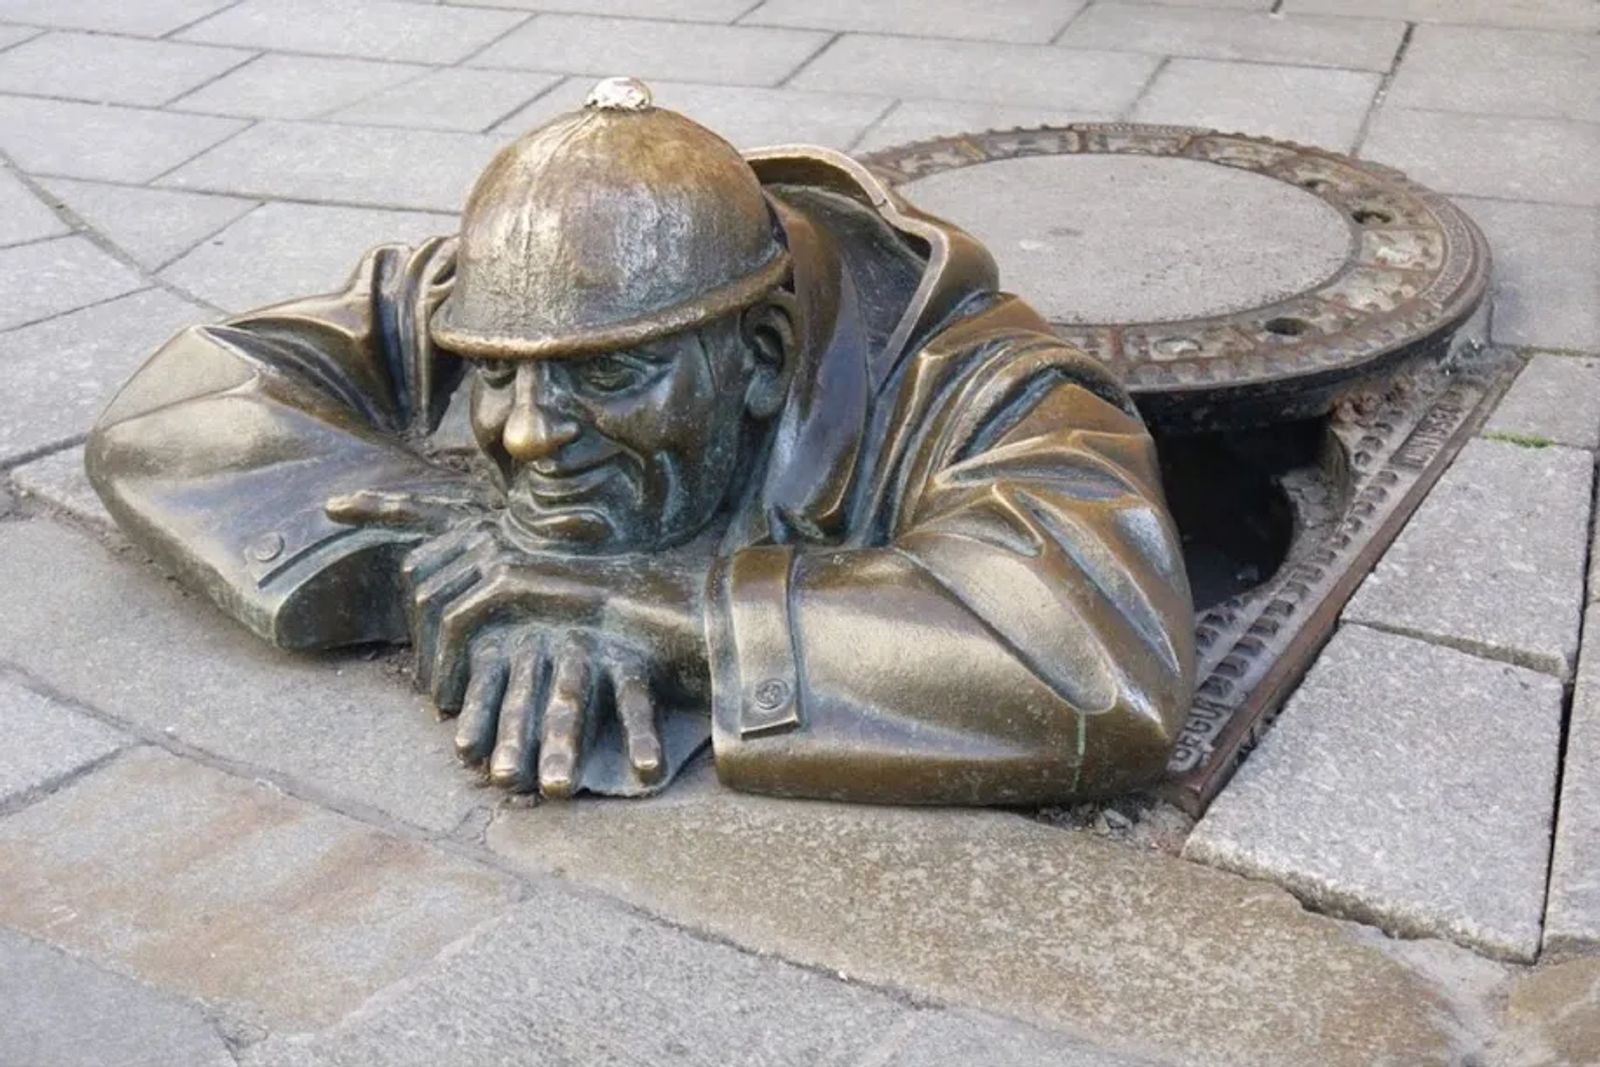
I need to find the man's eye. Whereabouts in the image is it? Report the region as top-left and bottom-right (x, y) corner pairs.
(476, 360), (515, 387)
(577, 355), (645, 393)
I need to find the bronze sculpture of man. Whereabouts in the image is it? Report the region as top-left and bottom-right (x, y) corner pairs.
(87, 78), (1195, 805)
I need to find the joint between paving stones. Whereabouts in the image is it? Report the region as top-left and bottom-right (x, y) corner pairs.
(1350, 20), (1415, 158)
(774, 31), (843, 89)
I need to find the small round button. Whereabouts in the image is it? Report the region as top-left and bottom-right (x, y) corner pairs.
(248, 532), (284, 563)
(753, 679), (790, 710)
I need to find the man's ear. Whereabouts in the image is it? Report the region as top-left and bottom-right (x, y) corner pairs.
(740, 289), (800, 420)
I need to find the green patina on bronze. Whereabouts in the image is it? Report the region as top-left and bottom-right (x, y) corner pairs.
(85, 78), (1196, 805)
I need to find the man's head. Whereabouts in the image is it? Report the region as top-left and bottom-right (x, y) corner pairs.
(432, 78), (798, 554)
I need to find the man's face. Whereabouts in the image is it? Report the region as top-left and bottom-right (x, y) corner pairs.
(467, 317), (755, 554)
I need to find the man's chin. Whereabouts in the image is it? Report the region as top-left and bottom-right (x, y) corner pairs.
(501, 503), (619, 554)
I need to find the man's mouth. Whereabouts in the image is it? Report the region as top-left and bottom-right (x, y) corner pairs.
(514, 453), (619, 501)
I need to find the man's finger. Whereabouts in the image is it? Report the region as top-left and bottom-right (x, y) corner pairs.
(488, 634), (546, 791)
(610, 661), (663, 786)
(455, 636), (508, 765)
(400, 523), (490, 592)
(430, 573), (512, 710)
(538, 637), (594, 799)
(411, 554), (484, 698)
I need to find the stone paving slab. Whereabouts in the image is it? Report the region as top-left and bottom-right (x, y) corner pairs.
(1388, 26), (1600, 125)
(0, 24), (36, 49)
(472, 13), (830, 88)
(497, 77), (892, 150)
(485, 762), (1486, 1067)
(0, 0), (236, 37)
(0, 521), (486, 832)
(0, 233), (145, 334)
(0, 746), (520, 1028)
(39, 178), (258, 273)
(1131, 58), (1380, 151)
(161, 120), (500, 212)
(1488, 957), (1600, 1066)
(741, 0), (1086, 44)
(10, 445), (107, 526)
(878, 1011), (1169, 1067)
(473, 0), (755, 21)
(244, 898), (908, 1067)
(0, 31), (252, 108)
(1285, 0), (1600, 31)
(0, 94), (246, 184)
(1461, 197), (1600, 354)
(160, 201), (455, 312)
(0, 164), (66, 247)
(1344, 438), (1592, 677)
(173, 53), (431, 121)
(0, 675), (125, 806)
(1058, 3), (1406, 71)
(327, 68), (562, 133)
(1185, 624), (1563, 962)
(1545, 600), (1600, 955)
(178, 0), (528, 65)
(853, 100), (1111, 153)
(0, 288), (213, 461)
(0, 928), (234, 1067)
(1484, 354), (1600, 451)
(1361, 107), (1600, 208)
(791, 34), (1161, 110)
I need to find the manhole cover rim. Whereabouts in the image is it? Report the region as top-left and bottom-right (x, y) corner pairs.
(862, 122), (1490, 408)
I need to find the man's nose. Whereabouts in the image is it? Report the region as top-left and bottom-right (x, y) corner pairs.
(502, 364), (579, 462)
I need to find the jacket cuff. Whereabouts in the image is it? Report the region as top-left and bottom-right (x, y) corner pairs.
(707, 544), (801, 768)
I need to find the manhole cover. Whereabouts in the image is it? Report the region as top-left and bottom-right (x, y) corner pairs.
(862, 124), (1490, 432)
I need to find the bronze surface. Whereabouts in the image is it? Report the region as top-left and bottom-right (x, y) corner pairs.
(86, 83), (1197, 807)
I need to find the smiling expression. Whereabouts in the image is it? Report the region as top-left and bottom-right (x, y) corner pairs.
(467, 317), (756, 555)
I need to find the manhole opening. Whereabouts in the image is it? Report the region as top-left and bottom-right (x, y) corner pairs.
(1156, 417), (1329, 612)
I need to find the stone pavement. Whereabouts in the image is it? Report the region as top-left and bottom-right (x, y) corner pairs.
(0, 0), (1597, 1064)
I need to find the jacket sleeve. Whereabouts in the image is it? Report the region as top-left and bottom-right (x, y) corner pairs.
(85, 238), (470, 651)
(707, 330), (1195, 805)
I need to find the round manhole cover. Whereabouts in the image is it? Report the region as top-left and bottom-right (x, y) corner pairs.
(862, 124), (1489, 431)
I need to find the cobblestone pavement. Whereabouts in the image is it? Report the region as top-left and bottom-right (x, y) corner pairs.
(1, 1), (1597, 1064)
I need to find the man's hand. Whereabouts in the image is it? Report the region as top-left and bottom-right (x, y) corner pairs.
(455, 625), (665, 795)
(325, 482), (503, 535)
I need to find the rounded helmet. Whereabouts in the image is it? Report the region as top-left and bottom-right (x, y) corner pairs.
(431, 77), (790, 359)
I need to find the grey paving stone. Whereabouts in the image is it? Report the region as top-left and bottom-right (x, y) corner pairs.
(1285, 0), (1600, 32)
(180, 0), (527, 65)
(172, 53), (429, 120)
(1059, 3), (1406, 71)
(1361, 107), (1600, 208)
(1116, 0), (1272, 7)
(1484, 354), (1600, 451)
(243, 898), (905, 1067)
(0, 676), (124, 805)
(1545, 601), (1600, 955)
(1187, 624), (1563, 962)
(11, 445), (109, 526)
(497, 77), (890, 150)
(0, 94), (246, 183)
(327, 67), (561, 133)
(880, 1010), (1168, 1067)
(1132, 57), (1381, 152)
(0, 25), (37, 50)
(0, 929), (234, 1067)
(1460, 197), (1600, 354)
(471, 13), (830, 88)
(741, 0), (1086, 44)
(1389, 26), (1599, 124)
(484, 763), (1483, 1067)
(1345, 437), (1591, 677)
(0, 0), (235, 37)
(0, 234), (145, 334)
(0, 746), (518, 1028)
(0, 289), (210, 461)
(853, 99), (1113, 152)
(463, 0), (752, 19)
(38, 177), (257, 272)
(162, 120), (499, 212)
(0, 521), (487, 833)
(0, 31), (251, 107)
(161, 201), (453, 312)
(1491, 956), (1600, 1065)
(897, 153), (1351, 324)
(791, 35), (1160, 110)
(0, 165), (66, 247)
